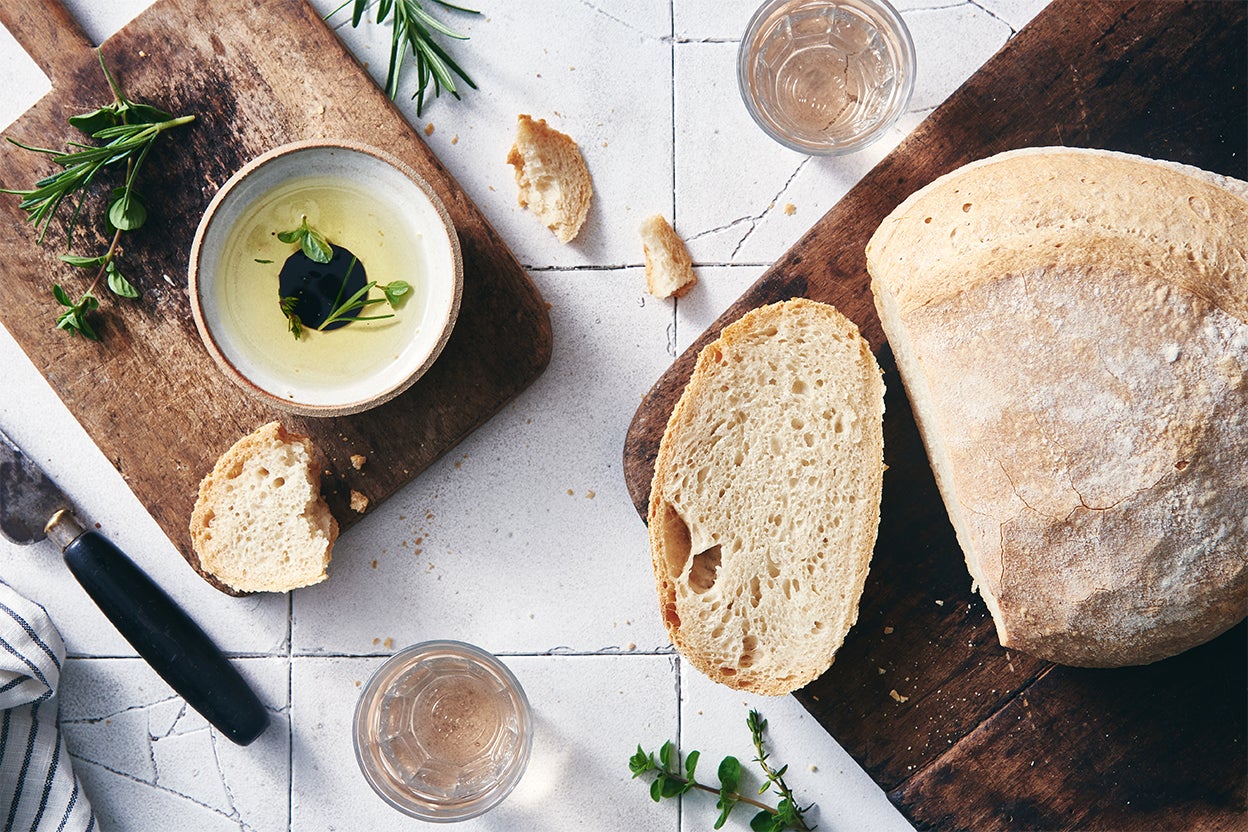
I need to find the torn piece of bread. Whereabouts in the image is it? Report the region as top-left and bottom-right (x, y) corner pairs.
(506, 114), (592, 243)
(867, 146), (1248, 667)
(648, 299), (885, 695)
(190, 422), (338, 593)
(641, 214), (697, 298)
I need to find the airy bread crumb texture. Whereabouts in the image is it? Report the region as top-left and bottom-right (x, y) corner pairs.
(648, 299), (885, 695)
(189, 422), (338, 593)
(506, 114), (593, 243)
(641, 214), (697, 299)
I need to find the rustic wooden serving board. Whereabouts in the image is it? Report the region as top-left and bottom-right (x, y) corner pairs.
(623, 1), (1246, 829)
(0, 0), (551, 593)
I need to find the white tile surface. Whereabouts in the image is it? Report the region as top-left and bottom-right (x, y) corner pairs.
(0, 0), (1049, 829)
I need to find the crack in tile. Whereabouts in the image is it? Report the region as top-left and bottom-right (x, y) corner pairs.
(71, 753), (245, 822)
(61, 694), (181, 725)
(730, 156), (812, 259)
(574, 0), (659, 40)
(966, 0), (1018, 35)
(208, 729), (251, 832)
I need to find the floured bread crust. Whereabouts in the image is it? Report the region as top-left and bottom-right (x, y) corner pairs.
(868, 147), (1248, 667)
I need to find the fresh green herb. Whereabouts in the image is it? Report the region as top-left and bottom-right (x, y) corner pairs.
(279, 295), (304, 340)
(327, 0), (479, 114)
(1, 49), (194, 338)
(275, 248), (408, 338)
(277, 216), (333, 264)
(629, 710), (814, 831)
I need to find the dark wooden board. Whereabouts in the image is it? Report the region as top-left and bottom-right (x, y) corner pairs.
(623, 1), (1247, 829)
(0, 0), (551, 594)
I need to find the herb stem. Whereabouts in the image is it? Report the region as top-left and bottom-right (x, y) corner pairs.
(88, 226), (125, 295)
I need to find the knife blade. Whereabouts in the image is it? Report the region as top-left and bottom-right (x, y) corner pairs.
(0, 430), (70, 544)
(0, 427), (268, 746)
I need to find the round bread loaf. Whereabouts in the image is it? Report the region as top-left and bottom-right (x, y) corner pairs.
(867, 147), (1248, 667)
(648, 299), (885, 695)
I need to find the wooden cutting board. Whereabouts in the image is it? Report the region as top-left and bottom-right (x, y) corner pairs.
(623, 1), (1246, 829)
(0, 0), (551, 594)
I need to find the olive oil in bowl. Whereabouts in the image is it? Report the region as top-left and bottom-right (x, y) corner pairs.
(190, 142), (462, 416)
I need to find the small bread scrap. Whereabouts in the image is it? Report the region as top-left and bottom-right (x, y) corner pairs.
(641, 214), (697, 299)
(648, 299), (885, 695)
(506, 114), (592, 243)
(190, 422), (338, 593)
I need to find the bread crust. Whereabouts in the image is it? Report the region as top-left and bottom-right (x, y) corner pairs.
(867, 147), (1248, 667)
(647, 299), (885, 694)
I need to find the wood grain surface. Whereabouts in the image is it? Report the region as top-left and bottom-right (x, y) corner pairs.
(0, 0), (551, 595)
(623, 1), (1247, 829)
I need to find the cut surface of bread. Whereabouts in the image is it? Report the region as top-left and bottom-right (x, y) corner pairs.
(648, 299), (885, 695)
(506, 114), (592, 243)
(190, 421), (339, 593)
(640, 214), (697, 298)
(867, 146), (1248, 667)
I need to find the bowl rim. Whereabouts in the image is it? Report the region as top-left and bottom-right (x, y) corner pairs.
(188, 138), (464, 417)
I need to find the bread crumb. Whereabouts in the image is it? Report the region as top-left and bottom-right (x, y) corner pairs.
(371, 559), (378, 569)
(809, 764), (818, 772)
(350, 490), (370, 513)
(626, 642), (636, 651)
(354, 680), (361, 687)
(889, 689), (909, 703)
(567, 488), (574, 496)
(452, 134), (459, 145)
(884, 626), (894, 635)
(372, 637), (380, 645)
(350, 454), (367, 470)
(424, 123), (435, 136)
(878, 667), (887, 675)
(138, 50), (148, 58)
(507, 114), (593, 243)
(935, 599), (944, 606)
(586, 490), (596, 499)
(383, 637), (394, 649)
(640, 214), (696, 299)
(784, 203), (796, 215)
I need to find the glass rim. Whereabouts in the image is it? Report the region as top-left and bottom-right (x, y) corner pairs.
(352, 640), (534, 823)
(737, 0), (917, 156)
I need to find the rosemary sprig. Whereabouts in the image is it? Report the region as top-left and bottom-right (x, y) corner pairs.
(629, 709), (815, 831)
(328, 0), (479, 114)
(0, 49), (194, 338)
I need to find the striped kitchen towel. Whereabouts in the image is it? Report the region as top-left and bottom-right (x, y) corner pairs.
(0, 584), (96, 832)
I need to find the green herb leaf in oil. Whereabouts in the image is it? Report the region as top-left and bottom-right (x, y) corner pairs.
(277, 216), (334, 264)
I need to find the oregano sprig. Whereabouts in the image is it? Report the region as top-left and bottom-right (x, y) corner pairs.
(1, 49), (194, 338)
(629, 709), (815, 831)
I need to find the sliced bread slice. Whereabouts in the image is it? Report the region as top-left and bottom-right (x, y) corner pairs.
(641, 214), (697, 298)
(648, 298), (885, 694)
(190, 421), (338, 593)
(506, 114), (593, 243)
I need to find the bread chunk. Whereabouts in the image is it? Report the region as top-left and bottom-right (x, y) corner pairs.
(190, 422), (338, 593)
(648, 299), (885, 695)
(506, 114), (592, 243)
(867, 147), (1248, 667)
(641, 214), (697, 298)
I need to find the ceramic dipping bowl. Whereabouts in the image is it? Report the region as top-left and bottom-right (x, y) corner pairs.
(189, 140), (463, 416)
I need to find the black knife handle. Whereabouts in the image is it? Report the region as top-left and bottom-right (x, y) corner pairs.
(62, 530), (269, 746)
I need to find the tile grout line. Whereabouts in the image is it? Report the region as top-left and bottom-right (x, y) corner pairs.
(287, 590), (294, 832)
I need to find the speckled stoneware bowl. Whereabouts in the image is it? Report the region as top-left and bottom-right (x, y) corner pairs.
(189, 140), (463, 417)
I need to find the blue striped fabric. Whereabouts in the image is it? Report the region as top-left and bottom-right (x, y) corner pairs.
(0, 585), (95, 832)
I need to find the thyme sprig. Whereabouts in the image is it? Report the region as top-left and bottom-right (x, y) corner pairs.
(328, 0), (479, 114)
(1, 49), (194, 338)
(629, 709), (815, 831)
